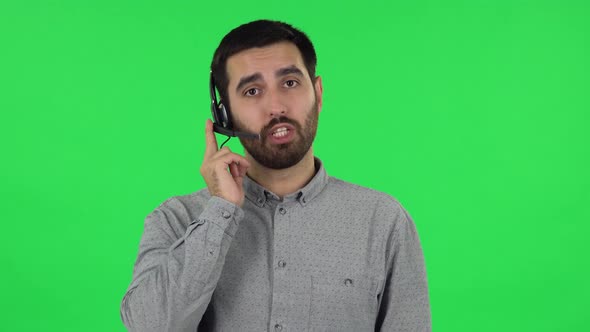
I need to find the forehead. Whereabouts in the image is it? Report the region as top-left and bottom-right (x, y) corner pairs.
(226, 42), (308, 85)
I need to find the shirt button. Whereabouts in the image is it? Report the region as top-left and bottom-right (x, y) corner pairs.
(278, 260), (286, 268)
(302, 197), (307, 204)
(274, 323), (283, 331)
(257, 197), (264, 204)
(221, 211), (231, 219)
(344, 278), (354, 286)
(279, 207), (286, 215)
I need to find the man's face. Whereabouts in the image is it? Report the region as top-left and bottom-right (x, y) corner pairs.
(225, 42), (323, 169)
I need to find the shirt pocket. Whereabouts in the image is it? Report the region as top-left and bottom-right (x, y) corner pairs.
(309, 273), (379, 331)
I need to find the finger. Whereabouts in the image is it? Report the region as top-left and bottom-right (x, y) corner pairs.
(213, 146), (235, 160)
(234, 175), (244, 190)
(232, 160), (250, 178)
(229, 162), (240, 179)
(238, 163), (249, 177)
(235, 159), (249, 177)
(215, 152), (251, 170)
(229, 162), (247, 196)
(204, 119), (219, 158)
(218, 146), (231, 155)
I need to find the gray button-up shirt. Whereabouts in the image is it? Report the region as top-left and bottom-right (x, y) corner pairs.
(121, 158), (431, 331)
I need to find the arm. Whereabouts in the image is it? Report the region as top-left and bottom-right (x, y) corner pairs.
(376, 205), (432, 331)
(120, 196), (243, 331)
(120, 119), (250, 331)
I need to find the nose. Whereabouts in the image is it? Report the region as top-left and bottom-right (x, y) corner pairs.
(265, 88), (287, 119)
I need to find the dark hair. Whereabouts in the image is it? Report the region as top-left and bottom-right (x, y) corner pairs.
(211, 20), (317, 109)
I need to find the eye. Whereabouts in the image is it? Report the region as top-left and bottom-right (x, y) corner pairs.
(284, 80), (299, 88)
(244, 88), (260, 96)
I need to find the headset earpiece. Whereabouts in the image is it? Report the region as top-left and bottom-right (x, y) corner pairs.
(210, 71), (232, 130)
(209, 71), (259, 139)
(217, 102), (231, 129)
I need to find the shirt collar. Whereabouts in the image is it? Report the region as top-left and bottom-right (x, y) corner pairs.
(243, 157), (328, 207)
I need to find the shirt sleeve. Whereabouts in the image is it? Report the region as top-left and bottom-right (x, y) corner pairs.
(375, 202), (432, 331)
(120, 196), (244, 331)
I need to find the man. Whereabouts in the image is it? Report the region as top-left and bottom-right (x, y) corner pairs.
(121, 20), (431, 331)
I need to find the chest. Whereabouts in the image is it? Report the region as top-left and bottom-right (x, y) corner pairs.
(208, 203), (386, 330)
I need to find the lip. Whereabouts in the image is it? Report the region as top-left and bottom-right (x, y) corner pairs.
(267, 123), (296, 136)
(267, 123), (296, 144)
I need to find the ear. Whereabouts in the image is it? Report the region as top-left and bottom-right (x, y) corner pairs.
(314, 76), (323, 113)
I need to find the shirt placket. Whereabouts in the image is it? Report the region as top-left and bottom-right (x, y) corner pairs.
(269, 203), (291, 331)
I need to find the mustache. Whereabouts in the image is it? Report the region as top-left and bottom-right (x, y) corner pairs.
(261, 116), (301, 136)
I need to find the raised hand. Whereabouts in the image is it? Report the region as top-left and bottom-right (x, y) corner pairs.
(200, 119), (251, 207)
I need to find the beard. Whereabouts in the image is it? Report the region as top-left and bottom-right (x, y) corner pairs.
(234, 100), (319, 170)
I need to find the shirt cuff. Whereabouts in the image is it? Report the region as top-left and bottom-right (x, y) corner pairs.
(197, 196), (244, 238)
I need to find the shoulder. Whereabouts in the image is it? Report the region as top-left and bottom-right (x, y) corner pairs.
(153, 188), (212, 218)
(142, 188), (212, 234)
(324, 175), (414, 235)
(324, 176), (417, 248)
(326, 176), (406, 215)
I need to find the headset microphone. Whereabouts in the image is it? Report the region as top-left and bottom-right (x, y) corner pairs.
(212, 121), (260, 139)
(210, 71), (260, 140)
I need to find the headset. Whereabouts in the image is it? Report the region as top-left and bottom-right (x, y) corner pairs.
(209, 71), (260, 140)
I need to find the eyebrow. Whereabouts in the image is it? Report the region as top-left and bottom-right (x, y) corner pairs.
(235, 65), (305, 93)
(235, 73), (263, 94)
(275, 65), (304, 79)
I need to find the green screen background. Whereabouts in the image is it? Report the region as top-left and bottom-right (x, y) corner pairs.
(1, 0), (588, 330)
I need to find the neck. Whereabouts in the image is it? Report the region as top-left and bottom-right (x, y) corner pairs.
(245, 148), (316, 199)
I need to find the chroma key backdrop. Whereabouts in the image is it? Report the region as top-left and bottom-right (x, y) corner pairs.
(0, 0), (588, 331)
